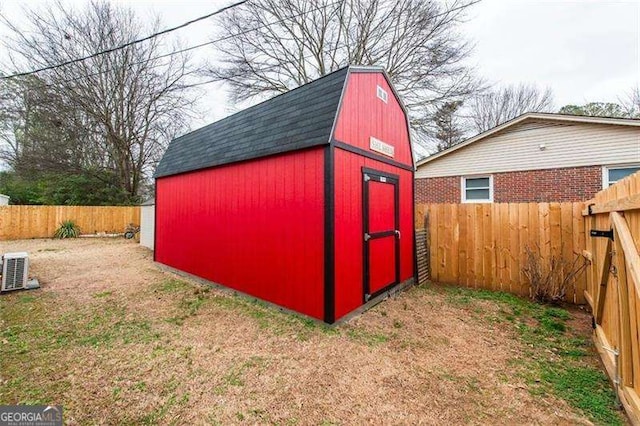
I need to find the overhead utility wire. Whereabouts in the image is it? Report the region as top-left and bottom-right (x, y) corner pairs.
(4, 0), (467, 86)
(17, 1), (339, 86)
(0, 0), (248, 80)
(50, 0), (340, 87)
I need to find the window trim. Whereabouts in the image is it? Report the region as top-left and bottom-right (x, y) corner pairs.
(376, 85), (388, 103)
(461, 175), (494, 203)
(602, 164), (640, 189)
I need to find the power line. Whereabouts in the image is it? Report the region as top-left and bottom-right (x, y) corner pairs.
(0, 0), (248, 80)
(174, 53), (336, 91)
(3, 0), (468, 90)
(28, 1), (342, 87)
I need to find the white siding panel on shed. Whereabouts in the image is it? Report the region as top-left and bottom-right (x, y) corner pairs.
(416, 120), (640, 178)
(140, 204), (155, 250)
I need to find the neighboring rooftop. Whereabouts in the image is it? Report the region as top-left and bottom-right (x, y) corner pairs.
(417, 112), (640, 167)
(155, 67), (350, 178)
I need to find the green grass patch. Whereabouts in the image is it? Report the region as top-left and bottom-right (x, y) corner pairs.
(215, 356), (266, 395)
(131, 377), (190, 425)
(1, 301), (160, 352)
(166, 290), (209, 326)
(209, 292), (337, 340)
(0, 292), (161, 405)
(346, 328), (389, 346)
(155, 278), (191, 293)
(158, 279), (337, 339)
(541, 366), (620, 425)
(17, 294), (37, 303)
(439, 286), (623, 425)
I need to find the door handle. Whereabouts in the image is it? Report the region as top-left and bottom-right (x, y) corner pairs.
(395, 230), (401, 239)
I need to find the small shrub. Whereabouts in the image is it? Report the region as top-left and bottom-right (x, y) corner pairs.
(53, 220), (81, 238)
(522, 245), (588, 304)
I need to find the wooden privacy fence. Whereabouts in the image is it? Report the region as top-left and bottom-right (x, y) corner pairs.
(0, 205), (140, 240)
(415, 202), (587, 303)
(584, 171), (640, 423)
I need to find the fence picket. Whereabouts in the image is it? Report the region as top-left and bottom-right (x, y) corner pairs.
(0, 206), (140, 240)
(415, 201), (587, 303)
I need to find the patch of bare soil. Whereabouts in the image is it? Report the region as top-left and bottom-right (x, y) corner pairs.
(0, 239), (597, 424)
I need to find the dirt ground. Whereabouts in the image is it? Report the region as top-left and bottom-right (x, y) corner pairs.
(0, 238), (619, 425)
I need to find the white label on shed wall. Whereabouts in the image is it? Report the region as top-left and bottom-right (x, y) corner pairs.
(370, 137), (395, 158)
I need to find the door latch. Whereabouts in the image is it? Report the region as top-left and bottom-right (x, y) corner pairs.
(395, 230), (401, 239)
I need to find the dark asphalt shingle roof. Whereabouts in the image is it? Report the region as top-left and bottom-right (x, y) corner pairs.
(154, 67), (349, 178)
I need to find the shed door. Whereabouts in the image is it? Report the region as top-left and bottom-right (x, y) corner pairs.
(363, 168), (400, 302)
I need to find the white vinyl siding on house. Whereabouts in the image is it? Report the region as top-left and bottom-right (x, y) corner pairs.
(416, 120), (640, 178)
(462, 176), (493, 203)
(603, 165), (640, 188)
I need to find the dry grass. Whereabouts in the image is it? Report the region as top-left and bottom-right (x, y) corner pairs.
(0, 239), (620, 424)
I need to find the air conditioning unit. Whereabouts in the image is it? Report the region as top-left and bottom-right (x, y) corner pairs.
(1, 252), (29, 292)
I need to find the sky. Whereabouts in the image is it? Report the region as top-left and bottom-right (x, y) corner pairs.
(0, 0), (638, 131)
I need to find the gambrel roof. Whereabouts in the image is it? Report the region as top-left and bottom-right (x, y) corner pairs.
(155, 67), (350, 178)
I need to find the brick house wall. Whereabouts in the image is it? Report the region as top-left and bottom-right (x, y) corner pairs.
(415, 165), (602, 203)
(415, 175), (460, 203)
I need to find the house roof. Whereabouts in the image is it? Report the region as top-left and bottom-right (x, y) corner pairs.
(154, 67), (350, 178)
(417, 112), (640, 167)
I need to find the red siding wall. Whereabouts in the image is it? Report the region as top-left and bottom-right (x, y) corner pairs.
(333, 150), (415, 320)
(333, 73), (413, 166)
(155, 147), (325, 320)
(415, 165), (602, 203)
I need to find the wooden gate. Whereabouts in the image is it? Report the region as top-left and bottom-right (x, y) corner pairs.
(583, 171), (640, 424)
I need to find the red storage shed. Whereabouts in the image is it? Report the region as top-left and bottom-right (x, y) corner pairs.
(154, 66), (415, 323)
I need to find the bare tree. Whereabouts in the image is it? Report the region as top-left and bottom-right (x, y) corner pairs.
(0, 1), (198, 199)
(469, 83), (554, 133)
(0, 76), (108, 175)
(620, 86), (640, 118)
(205, 0), (482, 150)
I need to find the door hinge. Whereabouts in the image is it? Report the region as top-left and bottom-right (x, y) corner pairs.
(364, 293), (371, 302)
(590, 229), (614, 240)
(363, 174), (371, 182)
(364, 233), (371, 241)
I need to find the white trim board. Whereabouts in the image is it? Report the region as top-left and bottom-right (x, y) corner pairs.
(461, 175), (494, 203)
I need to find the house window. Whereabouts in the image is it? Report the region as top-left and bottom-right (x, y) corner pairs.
(603, 165), (640, 188)
(376, 85), (388, 103)
(462, 176), (493, 203)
